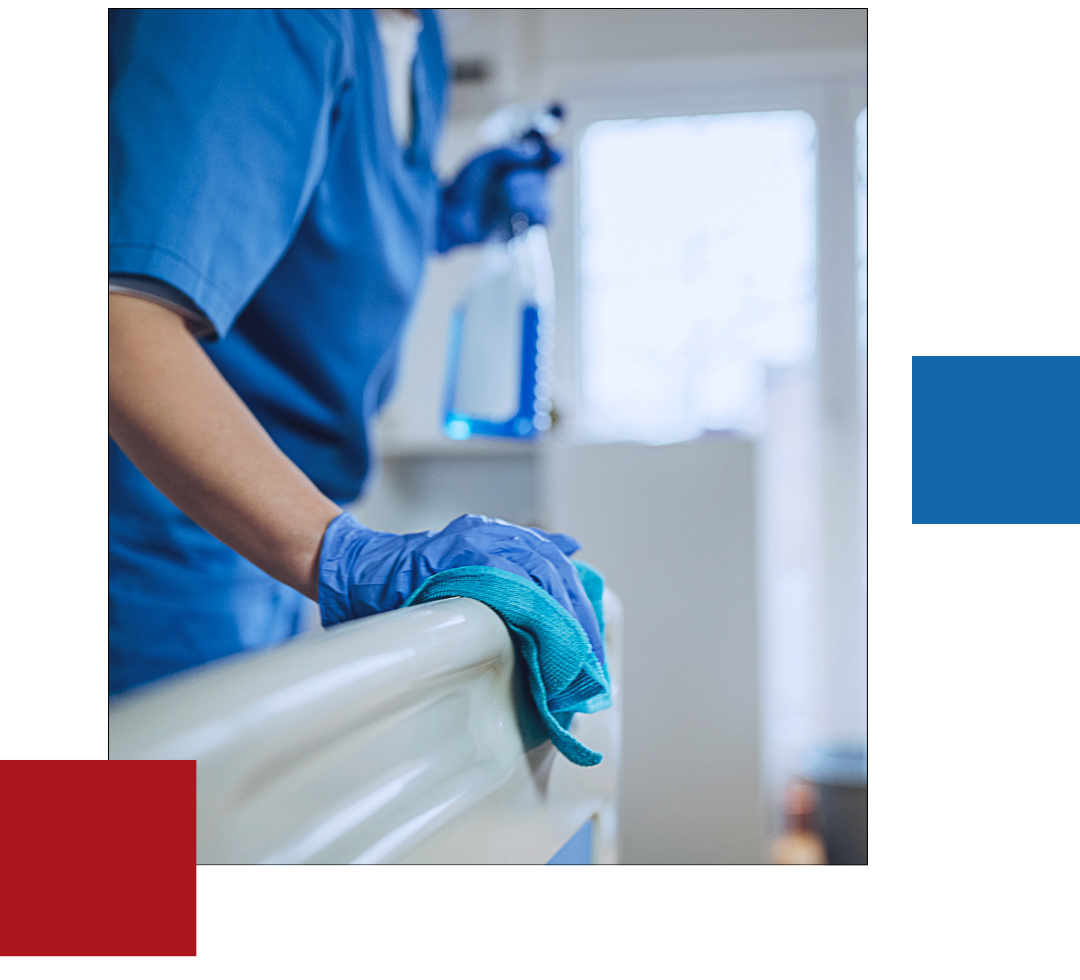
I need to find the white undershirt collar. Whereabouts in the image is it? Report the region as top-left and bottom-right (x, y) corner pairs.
(374, 9), (421, 149)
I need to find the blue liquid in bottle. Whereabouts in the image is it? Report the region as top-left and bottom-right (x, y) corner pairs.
(443, 226), (554, 441)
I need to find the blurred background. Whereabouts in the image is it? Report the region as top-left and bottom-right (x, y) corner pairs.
(354, 8), (867, 864)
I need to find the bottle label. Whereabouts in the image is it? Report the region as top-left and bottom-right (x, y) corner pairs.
(450, 262), (522, 422)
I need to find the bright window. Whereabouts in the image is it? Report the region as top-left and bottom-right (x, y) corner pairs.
(579, 110), (818, 443)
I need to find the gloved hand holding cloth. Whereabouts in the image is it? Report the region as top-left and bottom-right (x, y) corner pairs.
(319, 512), (610, 766)
(320, 118), (601, 763)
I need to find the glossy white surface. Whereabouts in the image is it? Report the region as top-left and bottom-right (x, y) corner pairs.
(109, 593), (621, 864)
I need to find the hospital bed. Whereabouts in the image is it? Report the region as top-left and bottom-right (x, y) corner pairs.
(109, 590), (622, 864)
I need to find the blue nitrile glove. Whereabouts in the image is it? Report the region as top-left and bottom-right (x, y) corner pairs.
(435, 132), (564, 253)
(318, 512), (604, 665)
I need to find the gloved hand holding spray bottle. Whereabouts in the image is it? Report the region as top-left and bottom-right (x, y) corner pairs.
(438, 102), (565, 441)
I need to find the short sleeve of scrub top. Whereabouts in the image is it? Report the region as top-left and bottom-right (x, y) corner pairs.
(109, 9), (447, 502)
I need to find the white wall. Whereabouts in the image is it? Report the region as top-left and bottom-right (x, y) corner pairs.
(545, 439), (764, 863)
(533, 9), (867, 64)
(439, 9), (867, 105)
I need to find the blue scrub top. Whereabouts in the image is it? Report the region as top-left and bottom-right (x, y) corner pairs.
(109, 8), (448, 502)
(108, 10), (448, 694)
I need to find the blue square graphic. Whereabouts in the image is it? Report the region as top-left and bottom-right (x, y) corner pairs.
(912, 356), (1080, 523)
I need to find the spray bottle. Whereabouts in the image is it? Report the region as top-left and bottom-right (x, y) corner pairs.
(442, 103), (563, 441)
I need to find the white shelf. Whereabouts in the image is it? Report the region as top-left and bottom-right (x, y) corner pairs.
(379, 438), (543, 462)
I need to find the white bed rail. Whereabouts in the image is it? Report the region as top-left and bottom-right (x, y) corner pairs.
(109, 592), (621, 864)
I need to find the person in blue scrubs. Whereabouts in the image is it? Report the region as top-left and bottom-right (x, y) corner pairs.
(108, 9), (598, 696)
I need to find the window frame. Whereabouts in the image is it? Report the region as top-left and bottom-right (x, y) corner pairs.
(544, 54), (867, 436)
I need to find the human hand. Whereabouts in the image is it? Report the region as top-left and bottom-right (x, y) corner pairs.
(318, 512), (603, 662)
(435, 134), (564, 253)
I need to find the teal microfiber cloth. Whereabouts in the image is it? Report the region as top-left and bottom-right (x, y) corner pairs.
(405, 561), (610, 766)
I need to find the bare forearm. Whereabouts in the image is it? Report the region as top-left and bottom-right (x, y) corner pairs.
(108, 294), (342, 599)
